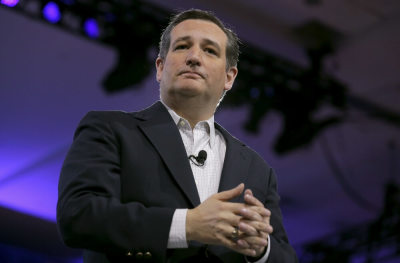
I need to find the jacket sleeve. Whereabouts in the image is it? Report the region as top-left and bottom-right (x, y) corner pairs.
(57, 111), (175, 262)
(265, 167), (298, 262)
(246, 153), (299, 263)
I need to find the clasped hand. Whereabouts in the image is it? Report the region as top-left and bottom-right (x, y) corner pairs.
(186, 184), (273, 258)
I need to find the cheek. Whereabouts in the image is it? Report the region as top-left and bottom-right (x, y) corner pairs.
(161, 63), (178, 86)
(213, 68), (227, 85)
(163, 61), (177, 76)
(212, 63), (227, 77)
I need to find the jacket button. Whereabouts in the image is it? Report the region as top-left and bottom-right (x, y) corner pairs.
(144, 252), (152, 259)
(135, 252), (143, 259)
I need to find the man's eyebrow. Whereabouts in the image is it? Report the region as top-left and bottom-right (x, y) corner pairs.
(172, 36), (191, 45)
(202, 38), (221, 52)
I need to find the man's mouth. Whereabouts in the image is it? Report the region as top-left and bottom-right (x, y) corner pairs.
(179, 70), (204, 79)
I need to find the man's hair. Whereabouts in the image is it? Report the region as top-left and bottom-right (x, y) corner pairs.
(158, 9), (240, 70)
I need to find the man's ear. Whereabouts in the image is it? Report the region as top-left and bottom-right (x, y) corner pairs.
(156, 57), (164, 83)
(224, 67), (238, 91)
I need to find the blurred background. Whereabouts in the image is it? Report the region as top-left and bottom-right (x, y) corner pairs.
(1, 0), (399, 262)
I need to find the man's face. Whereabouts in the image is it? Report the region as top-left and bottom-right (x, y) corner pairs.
(156, 19), (237, 107)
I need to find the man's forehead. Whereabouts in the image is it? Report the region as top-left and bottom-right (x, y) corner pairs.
(170, 19), (227, 45)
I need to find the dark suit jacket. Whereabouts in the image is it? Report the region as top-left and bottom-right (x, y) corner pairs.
(57, 101), (298, 262)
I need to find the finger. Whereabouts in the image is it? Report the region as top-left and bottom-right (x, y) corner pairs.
(239, 220), (269, 235)
(242, 206), (272, 233)
(213, 208), (243, 231)
(236, 239), (250, 249)
(244, 192), (265, 208)
(219, 232), (258, 257)
(240, 207), (263, 222)
(259, 231), (270, 240)
(251, 245), (266, 257)
(246, 205), (271, 217)
(238, 221), (258, 236)
(215, 203), (246, 227)
(215, 183), (244, 201)
(251, 222), (273, 235)
(244, 228), (270, 240)
(240, 235), (268, 248)
(219, 232), (251, 251)
(244, 189), (253, 196)
(268, 225), (273, 234)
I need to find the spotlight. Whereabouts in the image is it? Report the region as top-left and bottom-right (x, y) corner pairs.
(42, 2), (61, 24)
(1, 0), (19, 7)
(83, 18), (99, 39)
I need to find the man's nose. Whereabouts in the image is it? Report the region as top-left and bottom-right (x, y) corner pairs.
(185, 47), (202, 67)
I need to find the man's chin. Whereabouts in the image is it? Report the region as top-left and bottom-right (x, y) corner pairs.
(172, 85), (204, 97)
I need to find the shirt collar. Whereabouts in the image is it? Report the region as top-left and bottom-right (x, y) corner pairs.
(161, 100), (216, 148)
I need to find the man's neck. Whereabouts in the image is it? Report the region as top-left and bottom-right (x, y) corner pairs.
(161, 97), (216, 129)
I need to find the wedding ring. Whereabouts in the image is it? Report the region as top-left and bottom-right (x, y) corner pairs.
(231, 226), (239, 241)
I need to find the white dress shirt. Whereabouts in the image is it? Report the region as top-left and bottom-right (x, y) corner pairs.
(162, 103), (270, 262)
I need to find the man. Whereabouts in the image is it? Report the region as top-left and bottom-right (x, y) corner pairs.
(57, 9), (298, 263)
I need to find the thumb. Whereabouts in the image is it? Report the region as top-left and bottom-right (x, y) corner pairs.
(215, 183), (244, 201)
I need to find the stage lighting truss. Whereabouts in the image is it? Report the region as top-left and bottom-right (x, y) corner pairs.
(2, 0), (166, 42)
(2, 0), (351, 154)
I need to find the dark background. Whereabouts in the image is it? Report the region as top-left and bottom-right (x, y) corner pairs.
(1, 0), (399, 262)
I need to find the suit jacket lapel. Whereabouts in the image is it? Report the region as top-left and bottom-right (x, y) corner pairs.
(136, 102), (201, 207)
(216, 123), (250, 201)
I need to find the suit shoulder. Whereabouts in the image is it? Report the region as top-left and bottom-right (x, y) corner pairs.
(216, 122), (270, 168)
(83, 110), (131, 119)
(79, 110), (140, 125)
(240, 140), (269, 167)
(73, 110), (142, 141)
(225, 131), (271, 169)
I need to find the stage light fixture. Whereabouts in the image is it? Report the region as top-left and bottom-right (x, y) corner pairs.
(83, 18), (99, 38)
(42, 1), (61, 24)
(1, 0), (19, 7)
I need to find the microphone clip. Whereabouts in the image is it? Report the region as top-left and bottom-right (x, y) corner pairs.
(188, 150), (207, 167)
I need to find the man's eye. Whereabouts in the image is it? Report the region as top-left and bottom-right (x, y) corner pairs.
(175, 45), (187, 50)
(205, 48), (217, 55)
